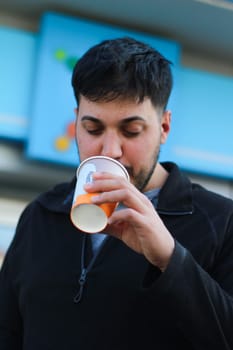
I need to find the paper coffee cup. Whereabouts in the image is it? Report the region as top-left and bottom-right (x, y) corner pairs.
(70, 156), (129, 233)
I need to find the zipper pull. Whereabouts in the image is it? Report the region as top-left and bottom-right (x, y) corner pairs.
(73, 268), (87, 303)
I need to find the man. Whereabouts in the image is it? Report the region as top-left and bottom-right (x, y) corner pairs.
(0, 37), (233, 349)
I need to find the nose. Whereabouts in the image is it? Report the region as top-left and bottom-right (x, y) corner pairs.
(101, 132), (123, 159)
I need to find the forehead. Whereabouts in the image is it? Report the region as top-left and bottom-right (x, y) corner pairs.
(78, 95), (158, 122)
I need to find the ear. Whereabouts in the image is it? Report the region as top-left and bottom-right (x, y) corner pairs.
(160, 110), (171, 144)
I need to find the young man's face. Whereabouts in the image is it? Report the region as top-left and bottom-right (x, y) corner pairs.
(75, 95), (171, 191)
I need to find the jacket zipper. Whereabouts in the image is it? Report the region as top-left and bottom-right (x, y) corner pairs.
(73, 208), (192, 303)
(73, 235), (106, 303)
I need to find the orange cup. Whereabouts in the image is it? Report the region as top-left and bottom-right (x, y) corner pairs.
(70, 156), (129, 233)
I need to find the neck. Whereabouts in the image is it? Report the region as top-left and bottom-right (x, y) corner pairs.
(144, 163), (169, 192)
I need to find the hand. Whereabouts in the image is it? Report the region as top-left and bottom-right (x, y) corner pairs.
(85, 172), (175, 271)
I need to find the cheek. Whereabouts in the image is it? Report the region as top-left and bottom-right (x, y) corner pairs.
(76, 134), (101, 158)
(124, 141), (147, 162)
(126, 136), (159, 162)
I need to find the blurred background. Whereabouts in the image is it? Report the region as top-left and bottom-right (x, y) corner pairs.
(0, 0), (233, 265)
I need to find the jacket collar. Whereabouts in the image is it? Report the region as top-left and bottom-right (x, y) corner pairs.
(37, 162), (193, 215)
(37, 176), (76, 214)
(157, 162), (193, 214)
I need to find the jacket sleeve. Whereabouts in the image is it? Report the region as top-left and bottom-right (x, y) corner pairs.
(144, 213), (233, 350)
(0, 251), (23, 349)
(0, 205), (30, 350)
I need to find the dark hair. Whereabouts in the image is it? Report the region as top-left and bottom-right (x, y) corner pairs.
(71, 37), (173, 110)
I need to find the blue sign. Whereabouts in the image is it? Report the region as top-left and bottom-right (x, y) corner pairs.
(26, 12), (233, 179)
(165, 68), (233, 179)
(26, 12), (181, 167)
(0, 27), (36, 140)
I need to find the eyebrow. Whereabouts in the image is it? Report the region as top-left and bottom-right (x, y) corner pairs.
(81, 116), (102, 123)
(120, 116), (145, 125)
(81, 115), (145, 125)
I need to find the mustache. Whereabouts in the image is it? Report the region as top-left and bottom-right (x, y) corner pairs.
(123, 166), (134, 177)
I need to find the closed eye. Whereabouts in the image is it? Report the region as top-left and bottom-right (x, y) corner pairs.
(120, 117), (145, 138)
(86, 128), (103, 135)
(121, 124), (144, 138)
(122, 130), (141, 138)
(81, 117), (104, 136)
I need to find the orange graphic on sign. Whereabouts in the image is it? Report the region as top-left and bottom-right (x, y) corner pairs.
(54, 121), (76, 152)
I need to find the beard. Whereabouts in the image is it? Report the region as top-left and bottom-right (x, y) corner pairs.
(124, 145), (160, 192)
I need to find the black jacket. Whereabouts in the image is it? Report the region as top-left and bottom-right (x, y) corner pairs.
(0, 162), (233, 350)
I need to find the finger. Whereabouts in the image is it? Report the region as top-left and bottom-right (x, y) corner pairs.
(85, 172), (154, 214)
(84, 177), (127, 193)
(93, 186), (154, 214)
